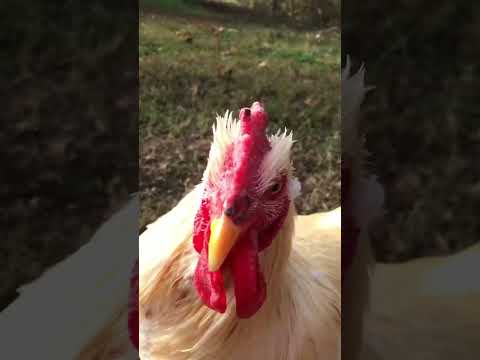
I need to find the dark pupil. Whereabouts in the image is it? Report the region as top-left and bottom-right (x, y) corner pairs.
(271, 183), (281, 193)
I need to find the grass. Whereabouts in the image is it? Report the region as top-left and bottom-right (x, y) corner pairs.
(139, 7), (340, 230)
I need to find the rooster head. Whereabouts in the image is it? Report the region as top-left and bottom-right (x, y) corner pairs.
(192, 101), (300, 318)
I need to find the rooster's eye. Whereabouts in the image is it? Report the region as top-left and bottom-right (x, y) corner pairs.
(269, 182), (282, 194)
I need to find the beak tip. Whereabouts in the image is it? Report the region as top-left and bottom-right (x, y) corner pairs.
(208, 260), (220, 273)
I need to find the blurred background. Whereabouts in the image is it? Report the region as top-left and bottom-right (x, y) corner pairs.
(343, 1), (480, 262)
(1, 3), (137, 310)
(139, 0), (341, 230)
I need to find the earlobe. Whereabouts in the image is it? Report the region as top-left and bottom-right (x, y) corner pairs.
(288, 177), (301, 200)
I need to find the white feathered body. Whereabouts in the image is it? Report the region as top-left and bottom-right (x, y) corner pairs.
(362, 241), (480, 360)
(139, 184), (341, 360)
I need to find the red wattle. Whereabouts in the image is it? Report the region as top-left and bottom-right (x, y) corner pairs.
(230, 231), (266, 318)
(193, 247), (227, 313)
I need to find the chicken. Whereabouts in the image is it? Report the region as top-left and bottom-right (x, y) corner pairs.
(138, 102), (341, 359)
(0, 102), (341, 359)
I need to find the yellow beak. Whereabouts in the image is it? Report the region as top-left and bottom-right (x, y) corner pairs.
(208, 215), (242, 272)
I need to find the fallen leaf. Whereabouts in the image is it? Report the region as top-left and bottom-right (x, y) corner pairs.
(258, 60), (268, 69)
(304, 96), (319, 107)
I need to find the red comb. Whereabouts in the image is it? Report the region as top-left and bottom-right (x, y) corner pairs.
(239, 101), (268, 137)
(229, 102), (270, 204)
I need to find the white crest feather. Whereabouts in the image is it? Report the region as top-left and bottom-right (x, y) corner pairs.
(343, 56), (385, 231)
(288, 177), (302, 200)
(203, 111), (298, 200)
(342, 55), (374, 180)
(342, 56), (373, 160)
(202, 110), (240, 185)
(258, 129), (294, 192)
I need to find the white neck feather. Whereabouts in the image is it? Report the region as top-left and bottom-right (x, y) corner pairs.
(139, 197), (338, 360)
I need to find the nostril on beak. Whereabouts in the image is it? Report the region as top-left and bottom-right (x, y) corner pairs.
(224, 196), (250, 221)
(224, 206), (235, 217)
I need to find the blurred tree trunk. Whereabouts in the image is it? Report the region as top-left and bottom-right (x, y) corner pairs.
(288, 0), (295, 17)
(272, 0), (279, 15)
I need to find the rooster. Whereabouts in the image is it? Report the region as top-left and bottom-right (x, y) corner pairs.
(138, 101), (341, 359)
(0, 102), (341, 360)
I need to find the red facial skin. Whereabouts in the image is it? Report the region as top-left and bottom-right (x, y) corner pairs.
(193, 102), (291, 318)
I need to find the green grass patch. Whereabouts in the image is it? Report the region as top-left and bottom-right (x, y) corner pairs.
(139, 12), (340, 229)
